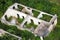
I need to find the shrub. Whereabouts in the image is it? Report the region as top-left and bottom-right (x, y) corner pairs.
(4, 15), (12, 22)
(17, 14), (24, 23)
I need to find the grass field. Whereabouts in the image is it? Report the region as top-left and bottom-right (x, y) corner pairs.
(0, 0), (60, 40)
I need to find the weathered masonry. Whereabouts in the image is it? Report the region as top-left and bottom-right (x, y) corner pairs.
(1, 3), (57, 40)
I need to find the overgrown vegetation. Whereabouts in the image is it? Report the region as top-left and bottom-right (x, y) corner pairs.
(17, 14), (24, 23)
(0, 34), (18, 40)
(40, 14), (52, 22)
(24, 19), (37, 29)
(5, 15), (12, 22)
(0, 0), (60, 40)
(0, 21), (40, 40)
(32, 10), (40, 17)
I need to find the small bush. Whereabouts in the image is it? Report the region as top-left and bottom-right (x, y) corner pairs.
(5, 15), (12, 22)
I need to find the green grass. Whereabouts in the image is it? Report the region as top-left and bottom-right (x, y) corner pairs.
(17, 14), (24, 23)
(32, 10), (40, 17)
(49, 0), (60, 5)
(5, 15), (13, 22)
(0, 34), (18, 40)
(0, 0), (60, 40)
(0, 21), (40, 40)
(16, 5), (23, 11)
(44, 25), (60, 40)
(17, 18), (24, 23)
(24, 19), (38, 29)
(25, 22), (37, 29)
(40, 14), (52, 22)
